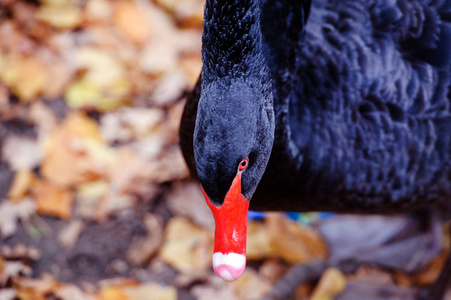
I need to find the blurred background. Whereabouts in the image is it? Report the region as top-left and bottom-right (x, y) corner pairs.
(0, 0), (449, 299)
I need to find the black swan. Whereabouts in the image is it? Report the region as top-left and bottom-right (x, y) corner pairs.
(179, 0), (451, 296)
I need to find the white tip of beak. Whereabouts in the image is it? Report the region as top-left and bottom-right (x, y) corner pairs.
(212, 252), (246, 281)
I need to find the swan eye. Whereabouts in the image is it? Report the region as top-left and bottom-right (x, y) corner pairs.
(239, 158), (248, 171)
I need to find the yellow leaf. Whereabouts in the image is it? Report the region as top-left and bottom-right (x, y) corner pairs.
(76, 47), (125, 87)
(114, 2), (152, 44)
(233, 269), (271, 300)
(97, 287), (130, 300)
(65, 79), (130, 112)
(0, 56), (48, 101)
(311, 268), (347, 300)
(159, 217), (213, 273)
(85, 0), (112, 22)
(32, 180), (73, 219)
(17, 289), (47, 300)
(37, 3), (82, 29)
(41, 113), (115, 187)
(123, 282), (177, 300)
(246, 221), (271, 260)
(267, 215), (328, 263)
(8, 169), (36, 200)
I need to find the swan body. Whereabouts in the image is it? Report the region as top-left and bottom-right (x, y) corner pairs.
(179, 0), (451, 283)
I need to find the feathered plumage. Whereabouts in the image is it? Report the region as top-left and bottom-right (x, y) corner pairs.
(179, 0), (451, 287)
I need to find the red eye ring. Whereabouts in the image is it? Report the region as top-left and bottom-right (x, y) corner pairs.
(239, 158), (248, 171)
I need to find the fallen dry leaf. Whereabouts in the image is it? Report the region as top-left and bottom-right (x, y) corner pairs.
(0, 55), (49, 101)
(29, 101), (58, 141)
(150, 70), (188, 106)
(100, 108), (165, 143)
(143, 146), (190, 183)
(179, 54), (202, 87)
(14, 274), (62, 300)
(41, 113), (116, 187)
(310, 268), (347, 300)
(2, 135), (43, 171)
(32, 180), (73, 219)
(267, 215), (328, 263)
(232, 268), (271, 299)
(96, 286), (130, 300)
(114, 1), (152, 45)
(122, 282), (177, 300)
(155, 0), (204, 28)
(0, 260), (32, 285)
(54, 285), (95, 300)
(246, 215), (328, 263)
(7, 169), (36, 200)
(75, 180), (109, 220)
(0, 244), (41, 261)
(246, 220), (271, 260)
(76, 47), (126, 88)
(159, 217), (213, 273)
(36, 2), (82, 29)
(58, 219), (84, 249)
(0, 198), (36, 238)
(42, 58), (74, 98)
(65, 79), (130, 112)
(85, 0), (113, 23)
(167, 181), (214, 229)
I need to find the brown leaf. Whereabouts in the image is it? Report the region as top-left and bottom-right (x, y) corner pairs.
(150, 71), (188, 106)
(310, 268), (347, 300)
(74, 181), (108, 220)
(267, 215), (328, 263)
(8, 169), (36, 200)
(32, 180), (73, 219)
(114, 2), (152, 45)
(36, 2), (82, 29)
(14, 273), (60, 298)
(41, 113), (116, 187)
(413, 249), (449, 286)
(100, 108), (165, 143)
(85, 0), (113, 23)
(159, 217), (213, 273)
(0, 55), (49, 101)
(54, 285), (95, 300)
(173, 1), (204, 28)
(58, 220), (84, 249)
(96, 286), (130, 300)
(122, 282), (177, 300)
(233, 269), (271, 299)
(246, 220), (271, 260)
(179, 54), (202, 87)
(167, 181), (214, 229)
(1, 260), (32, 285)
(29, 101), (58, 140)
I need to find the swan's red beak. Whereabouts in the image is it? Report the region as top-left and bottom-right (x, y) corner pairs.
(201, 172), (249, 281)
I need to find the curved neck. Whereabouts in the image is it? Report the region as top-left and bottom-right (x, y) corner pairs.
(202, 0), (266, 84)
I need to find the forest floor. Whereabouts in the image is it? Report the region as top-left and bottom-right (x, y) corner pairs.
(0, 1), (450, 299)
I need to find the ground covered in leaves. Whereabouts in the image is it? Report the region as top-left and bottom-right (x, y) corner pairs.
(0, 0), (450, 299)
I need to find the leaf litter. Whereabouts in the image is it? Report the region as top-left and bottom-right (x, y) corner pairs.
(0, 0), (449, 299)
